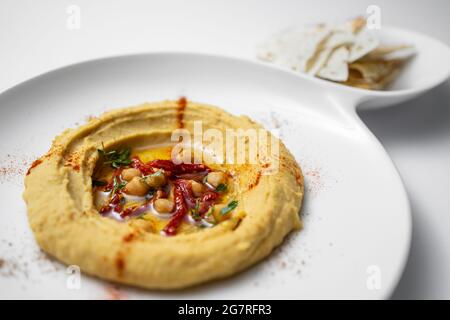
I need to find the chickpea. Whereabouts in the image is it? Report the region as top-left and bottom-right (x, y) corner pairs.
(191, 180), (204, 197)
(142, 170), (166, 188)
(124, 176), (150, 196)
(154, 198), (174, 213)
(130, 219), (153, 232)
(121, 168), (141, 181)
(206, 171), (226, 188)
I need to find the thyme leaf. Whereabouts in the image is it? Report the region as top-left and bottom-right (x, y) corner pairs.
(112, 176), (126, 195)
(191, 199), (201, 221)
(220, 200), (238, 216)
(98, 144), (132, 168)
(216, 183), (227, 192)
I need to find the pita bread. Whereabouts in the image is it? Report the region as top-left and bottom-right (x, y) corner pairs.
(257, 16), (413, 90)
(317, 46), (350, 81)
(344, 59), (405, 89)
(257, 25), (331, 72)
(362, 45), (416, 61)
(307, 30), (355, 75)
(348, 29), (380, 62)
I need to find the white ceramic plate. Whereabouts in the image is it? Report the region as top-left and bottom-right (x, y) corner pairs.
(0, 53), (413, 299)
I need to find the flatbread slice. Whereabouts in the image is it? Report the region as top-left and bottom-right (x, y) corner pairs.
(257, 25), (331, 72)
(361, 45), (416, 61)
(307, 31), (354, 75)
(348, 29), (380, 62)
(317, 46), (350, 81)
(344, 59), (405, 89)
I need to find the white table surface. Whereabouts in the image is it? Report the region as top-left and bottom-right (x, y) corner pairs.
(1, 0), (449, 299)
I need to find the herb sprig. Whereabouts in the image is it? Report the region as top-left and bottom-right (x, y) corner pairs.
(220, 200), (238, 216)
(98, 143), (132, 168)
(216, 183), (227, 192)
(112, 176), (126, 194)
(191, 199), (201, 221)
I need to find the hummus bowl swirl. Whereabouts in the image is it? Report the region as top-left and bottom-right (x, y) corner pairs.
(23, 99), (304, 290)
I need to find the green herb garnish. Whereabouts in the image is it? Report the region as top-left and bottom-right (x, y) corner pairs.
(98, 143), (132, 169)
(112, 176), (126, 194)
(205, 205), (217, 224)
(220, 200), (238, 216)
(141, 170), (164, 182)
(216, 183), (227, 192)
(191, 199), (201, 221)
(92, 179), (107, 187)
(206, 205), (215, 217)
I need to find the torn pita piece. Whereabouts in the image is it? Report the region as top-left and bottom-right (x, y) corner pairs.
(257, 24), (331, 73)
(317, 46), (350, 81)
(257, 16), (416, 90)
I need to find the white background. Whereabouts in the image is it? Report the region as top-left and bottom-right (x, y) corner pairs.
(0, 0), (449, 299)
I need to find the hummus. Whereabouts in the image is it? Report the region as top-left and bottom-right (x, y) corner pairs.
(23, 99), (304, 289)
